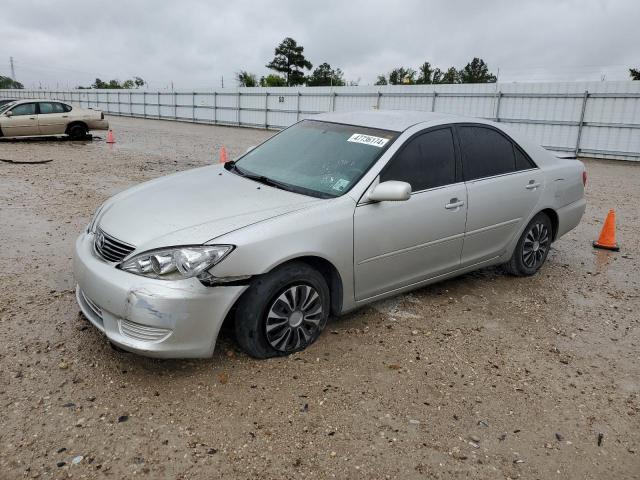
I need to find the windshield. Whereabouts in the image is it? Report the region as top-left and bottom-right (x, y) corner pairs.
(233, 120), (398, 198)
(0, 101), (16, 113)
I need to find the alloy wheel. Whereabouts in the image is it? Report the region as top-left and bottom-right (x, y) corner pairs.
(265, 284), (323, 352)
(522, 222), (549, 269)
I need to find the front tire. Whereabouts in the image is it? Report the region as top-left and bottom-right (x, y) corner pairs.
(503, 212), (552, 276)
(235, 262), (330, 359)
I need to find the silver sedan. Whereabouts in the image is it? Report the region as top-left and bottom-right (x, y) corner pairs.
(73, 111), (586, 358)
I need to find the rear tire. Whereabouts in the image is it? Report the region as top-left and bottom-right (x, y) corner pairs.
(68, 124), (88, 140)
(235, 262), (330, 359)
(503, 212), (552, 276)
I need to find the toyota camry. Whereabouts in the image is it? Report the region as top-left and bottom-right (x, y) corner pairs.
(73, 111), (586, 359)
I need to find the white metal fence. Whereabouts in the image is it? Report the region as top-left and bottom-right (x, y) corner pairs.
(2, 81), (639, 160)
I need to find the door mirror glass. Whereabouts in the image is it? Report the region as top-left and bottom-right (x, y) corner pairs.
(368, 181), (411, 202)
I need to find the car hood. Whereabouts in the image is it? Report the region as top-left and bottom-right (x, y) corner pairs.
(96, 165), (322, 250)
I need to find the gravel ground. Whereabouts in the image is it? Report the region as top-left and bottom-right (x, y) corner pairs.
(0, 116), (638, 479)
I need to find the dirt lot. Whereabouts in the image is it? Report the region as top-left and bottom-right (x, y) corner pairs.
(0, 116), (638, 479)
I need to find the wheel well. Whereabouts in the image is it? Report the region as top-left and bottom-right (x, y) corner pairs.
(65, 121), (88, 134)
(540, 208), (559, 241)
(277, 256), (344, 316)
(219, 255), (345, 335)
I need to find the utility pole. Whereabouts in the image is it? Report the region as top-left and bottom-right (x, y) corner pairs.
(10, 56), (16, 81)
(221, 75), (224, 88)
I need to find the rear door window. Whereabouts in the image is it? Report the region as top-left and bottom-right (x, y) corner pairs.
(514, 146), (535, 170)
(458, 126), (515, 181)
(381, 128), (457, 192)
(39, 102), (66, 114)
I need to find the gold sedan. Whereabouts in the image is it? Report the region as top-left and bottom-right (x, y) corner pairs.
(0, 99), (109, 139)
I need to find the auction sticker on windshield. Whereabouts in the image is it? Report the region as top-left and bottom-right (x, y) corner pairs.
(347, 133), (390, 148)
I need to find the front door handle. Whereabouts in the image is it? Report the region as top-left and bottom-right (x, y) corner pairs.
(62, 115), (68, 118)
(445, 198), (465, 210)
(526, 181), (541, 190)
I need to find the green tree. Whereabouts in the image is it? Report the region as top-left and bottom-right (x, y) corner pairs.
(388, 67), (416, 85)
(416, 62), (434, 84)
(89, 77), (144, 89)
(306, 62), (345, 86)
(0, 75), (23, 89)
(260, 74), (287, 87)
(374, 75), (388, 86)
(431, 68), (443, 84)
(266, 37), (312, 86)
(440, 66), (461, 84)
(459, 57), (497, 83)
(630, 68), (640, 80)
(237, 71), (258, 87)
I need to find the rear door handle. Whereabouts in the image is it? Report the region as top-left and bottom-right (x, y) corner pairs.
(526, 181), (541, 190)
(445, 198), (465, 210)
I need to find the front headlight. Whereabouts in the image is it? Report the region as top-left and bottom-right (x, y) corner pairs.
(120, 245), (234, 280)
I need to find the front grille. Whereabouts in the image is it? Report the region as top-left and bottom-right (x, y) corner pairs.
(94, 228), (135, 263)
(119, 319), (172, 342)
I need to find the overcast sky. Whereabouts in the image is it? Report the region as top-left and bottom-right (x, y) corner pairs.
(1, 0), (638, 89)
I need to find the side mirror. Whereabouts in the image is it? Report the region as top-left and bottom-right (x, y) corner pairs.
(368, 181), (411, 202)
(5, 111), (13, 117)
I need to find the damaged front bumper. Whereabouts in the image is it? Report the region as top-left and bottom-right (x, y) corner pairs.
(73, 233), (247, 358)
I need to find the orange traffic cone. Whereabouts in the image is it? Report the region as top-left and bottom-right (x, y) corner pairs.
(106, 130), (115, 144)
(593, 209), (619, 251)
(219, 146), (228, 163)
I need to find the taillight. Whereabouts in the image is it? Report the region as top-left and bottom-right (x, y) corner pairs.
(582, 171), (587, 187)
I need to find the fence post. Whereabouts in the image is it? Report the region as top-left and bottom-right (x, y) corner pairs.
(575, 90), (589, 156)
(174, 91), (178, 119)
(264, 91), (269, 128)
(495, 91), (502, 122)
(431, 91), (438, 112)
(157, 92), (161, 119)
(213, 91), (217, 124)
(375, 90), (381, 110)
(296, 90), (301, 121)
(237, 91), (241, 125)
(331, 91), (336, 111)
(129, 91), (132, 116)
(143, 91), (147, 118)
(192, 92), (195, 122)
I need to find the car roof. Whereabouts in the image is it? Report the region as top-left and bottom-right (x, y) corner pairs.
(312, 109), (556, 167)
(5, 98), (69, 104)
(312, 110), (491, 132)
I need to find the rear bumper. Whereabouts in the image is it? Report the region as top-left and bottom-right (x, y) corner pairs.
(87, 119), (109, 131)
(73, 232), (247, 358)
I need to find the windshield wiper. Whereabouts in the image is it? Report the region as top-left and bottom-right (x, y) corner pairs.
(225, 161), (293, 192)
